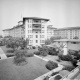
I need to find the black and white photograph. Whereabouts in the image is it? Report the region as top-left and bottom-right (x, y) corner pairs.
(0, 0), (80, 80)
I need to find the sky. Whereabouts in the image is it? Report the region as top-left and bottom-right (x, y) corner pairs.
(0, 0), (80, 35)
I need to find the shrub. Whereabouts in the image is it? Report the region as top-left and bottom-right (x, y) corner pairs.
(71, 59), (77, 67)
(48, 47), (58, 55)
(43, 76), (50, 80)
(38, 46), (49, 56)
(6, 54), (14, 57)
(32, 46), (36, 49)
(50, 72), (59, 76)
(26, 52), (34, 57)
(14, 50), (27, 65)
(68, 49), (77, 55)
(58, 54), (73, 61)
(54, 75), (62, 80)
(45, 61), (58, 70)
(34, 51), (40, 55)
(63, 66), (75, 71)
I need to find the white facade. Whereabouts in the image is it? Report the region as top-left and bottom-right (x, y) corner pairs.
(24, 17), (50, 46)
(3, 29), (10, 37)
(3, 17), (55, 46)
(54, 27), (80, 39)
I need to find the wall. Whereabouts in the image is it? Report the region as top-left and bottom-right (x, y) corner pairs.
(68, 42), (80, 51)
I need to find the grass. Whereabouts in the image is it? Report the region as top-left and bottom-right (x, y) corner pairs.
(0, 56), (49, 80)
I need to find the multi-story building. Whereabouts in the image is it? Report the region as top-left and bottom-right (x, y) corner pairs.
(3, 17), (56, 46)
(47, 25), (56, 39)
(23, 17), (56, 46)
(3, 29), (10, 37)
(54, 27), (80, 39)
(3, 21), (25, 38)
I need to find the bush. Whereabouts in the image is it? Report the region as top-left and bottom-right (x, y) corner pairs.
(6, 54), (14, 57)
(43, 76), (50, 80)
(34, 51), (40, 55)
(71, 59), (77, 67)
(63, 66), (75, 71)
(38, 46), (49, 56)
(58, 54), (73, 61)
(48, 47), (58, 55)
(54, 75), (62, 80)
(50, 72), (59, 76)
(14, 50), (27, 65)
(68, 49), (77, 55)
(32, 46), (36, 49)
(26, 52), (34, 57)
(45, 61), (58, 70)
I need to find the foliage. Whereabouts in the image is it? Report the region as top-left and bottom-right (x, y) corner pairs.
(19, 38), (29, 49)
(32, 46), (36, 49)
(6, 54), (14, 57)
(43, 76), (50, 80)
(73, 36), (79, 39)
(45, 61), (58, 70)
(48, 47), (58, 55)
(50, 72), (59, 76)
(38, 46), (49, 56)
(63, 66), (75, 71)
(6, 37), (29, 50)
(68, 50), (80, 60)
(54, 75), (62, 80)
(71, 59), (77, 67)
(58, 54), (73, 61)
(34, 51), (40, 55)
(45, 39), (51, 45)
(26, 52), (34, 57)
(14, 50), (27, 65)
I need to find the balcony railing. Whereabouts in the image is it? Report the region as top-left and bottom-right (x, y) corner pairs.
(32, 24), (41, 27)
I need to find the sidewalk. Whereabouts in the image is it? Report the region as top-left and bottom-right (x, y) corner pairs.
(0, 47), (7, 59)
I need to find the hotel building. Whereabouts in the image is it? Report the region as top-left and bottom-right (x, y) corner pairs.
(54, 27), (80, 39)
(3, 17), (56, 46)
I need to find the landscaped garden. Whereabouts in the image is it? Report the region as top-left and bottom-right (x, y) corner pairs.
(0, 36), (80, 80)
(0, 56), (49, 80)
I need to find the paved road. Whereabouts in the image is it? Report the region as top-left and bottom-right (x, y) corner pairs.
(0, 47), (7, 59)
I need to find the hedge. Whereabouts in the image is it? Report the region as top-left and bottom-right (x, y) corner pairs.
(45, 61), (58, 70)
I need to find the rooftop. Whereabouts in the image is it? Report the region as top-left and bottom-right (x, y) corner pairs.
(54, 39), (80, 42)
(23, 17), (49, 21)
(55, 26), (80, 31)
(3, 29), (11, 31)
(47, 25), (57, 29)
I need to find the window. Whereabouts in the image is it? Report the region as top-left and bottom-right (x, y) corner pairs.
(41, 35), (44, 38)
(36, 35), (38, 38)
(42, 40), (44, 43)
(28, 30), (29, 33)
(28, 35), (29, 38)
(36, 40), (38, 43)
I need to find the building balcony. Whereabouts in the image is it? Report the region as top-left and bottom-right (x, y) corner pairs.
(32, 20), (41, 24)
(32, 28), (41, 31)
(32, 24), (41, 27)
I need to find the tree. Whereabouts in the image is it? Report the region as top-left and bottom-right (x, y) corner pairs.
(19, 38), (29, 49)
(45, 39), (51, 45)
(6, 37), (29, 51)
(73, 36), (79, 39)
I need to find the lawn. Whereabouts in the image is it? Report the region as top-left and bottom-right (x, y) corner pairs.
(0, 56), (49, 80)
